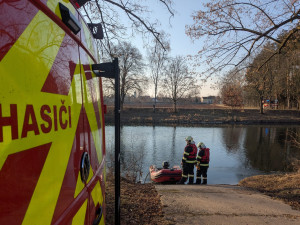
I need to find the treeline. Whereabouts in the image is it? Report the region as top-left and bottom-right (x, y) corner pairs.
(220, 29), (300, 113)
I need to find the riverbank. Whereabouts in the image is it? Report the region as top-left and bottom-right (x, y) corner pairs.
(104, 106), (300, 125)
(104, 105), (300, 224)
(105, 172), (300, 224)
(239, 172), (300, 211)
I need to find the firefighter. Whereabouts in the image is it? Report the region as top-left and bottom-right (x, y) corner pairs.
(162, 161), (170, 169)
(196, 142), (210, 184)
(177, 136), (197, 184)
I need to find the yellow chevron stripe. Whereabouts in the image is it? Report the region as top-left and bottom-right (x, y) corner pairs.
(22, 67), (82, 225)
(74, 163), (85, 198)
(80, 17), (96, 57)
(81, 63), (103, 163)
(0, 2), (103, 225)
(72, 200), (87, 225)
(0, 10), (66, 169)
(91, 181), (103, 207)
(0, 9), (83, 225)
(91, 181), (105, 225)
(86, 165), (94, 184)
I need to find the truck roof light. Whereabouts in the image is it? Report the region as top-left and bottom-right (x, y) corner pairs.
(59, 3), (81, 34)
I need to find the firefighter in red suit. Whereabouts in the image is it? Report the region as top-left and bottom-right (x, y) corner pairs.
(177, 136), (197, 184)
(196, 142), (210, 184)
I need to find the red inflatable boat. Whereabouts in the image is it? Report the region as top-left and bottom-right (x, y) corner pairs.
(149, 165), (182, 183)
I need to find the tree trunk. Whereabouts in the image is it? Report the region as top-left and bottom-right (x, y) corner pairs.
(173, 101), (177, 113)
(259, 96), (264, 114)
(286, 72), (290, 109)
(120, 94), (125, 110)
(153, 85), (158, 113)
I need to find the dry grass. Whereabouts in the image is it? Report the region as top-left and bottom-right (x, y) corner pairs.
(105, 173), (171, 225)
(105, 106), (300, 126)
(239, 172), (300, 210)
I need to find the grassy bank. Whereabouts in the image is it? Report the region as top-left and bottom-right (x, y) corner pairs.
(239, 172), (300, 211)
(105, 106), (300, 125)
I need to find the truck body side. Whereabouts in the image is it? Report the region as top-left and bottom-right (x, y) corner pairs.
(0, 0), (106, 224)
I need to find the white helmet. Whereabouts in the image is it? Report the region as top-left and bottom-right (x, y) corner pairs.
(197, 142), (206, 149)
(185, 136), (193, 142)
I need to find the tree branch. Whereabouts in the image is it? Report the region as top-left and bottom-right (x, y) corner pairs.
(103, 0), (167, 50)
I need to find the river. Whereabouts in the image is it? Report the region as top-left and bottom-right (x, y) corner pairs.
(105, 125), (300, 185)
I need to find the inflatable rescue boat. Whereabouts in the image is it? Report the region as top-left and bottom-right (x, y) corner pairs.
(149, 162), (182, 183)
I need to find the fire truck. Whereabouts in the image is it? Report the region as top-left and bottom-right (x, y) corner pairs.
(0, 0), (106, 224)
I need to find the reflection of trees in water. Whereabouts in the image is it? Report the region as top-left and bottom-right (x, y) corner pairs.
(151, 126), (177, 168)
(106, 128), (146, 182)
(243, 127), (297, 172)
(222, 126), (244, 153)
(151, 126), (157, 163)
(119, 131), (146, 182)
(168, 127), (177, 166)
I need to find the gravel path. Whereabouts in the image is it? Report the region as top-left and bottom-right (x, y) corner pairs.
(155, 184), (300, 225)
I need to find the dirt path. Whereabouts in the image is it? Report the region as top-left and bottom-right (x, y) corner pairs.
(155, 184), (300, 225)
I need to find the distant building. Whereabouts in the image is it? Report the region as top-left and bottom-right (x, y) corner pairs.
(202, 96), (216, 104)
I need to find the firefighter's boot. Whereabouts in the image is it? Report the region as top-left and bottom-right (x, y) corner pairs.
(202, 178), (207, 185)
(195, 178), (201, 184)
(188, 176), (194, 185)
(177, 177), (186, 184)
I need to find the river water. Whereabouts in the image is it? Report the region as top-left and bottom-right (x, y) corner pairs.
(105, 125), (300, 185)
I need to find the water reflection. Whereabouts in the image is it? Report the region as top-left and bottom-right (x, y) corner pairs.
(243, 127), (297, 172)
(222, 126), (245, 153)
(105, 125), (300, 185)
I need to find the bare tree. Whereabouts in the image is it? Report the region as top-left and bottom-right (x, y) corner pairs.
(186, 0), (300, 75)
(80, 0), (174, 57)
(162, 56), (196, 112)
(105, 41), (146, 109)
(147, 32), (170, 112)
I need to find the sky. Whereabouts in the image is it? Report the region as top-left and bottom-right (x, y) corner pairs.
(154, 0), (204, 56)
(81, 0), (219, 97)
(132, 0), (220, 97)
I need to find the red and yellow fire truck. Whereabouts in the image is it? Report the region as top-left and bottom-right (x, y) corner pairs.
(0, 0), (106, 224)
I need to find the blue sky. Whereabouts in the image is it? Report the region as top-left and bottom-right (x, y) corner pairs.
(145, 0), (219, 97)
(111, 0), (218, 97)
(156, 0), (204, 57)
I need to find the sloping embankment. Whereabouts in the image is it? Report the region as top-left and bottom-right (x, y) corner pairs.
(105, 107), (300, 125)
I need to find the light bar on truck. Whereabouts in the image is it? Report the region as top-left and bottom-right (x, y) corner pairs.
(59, 3), (81, 34)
